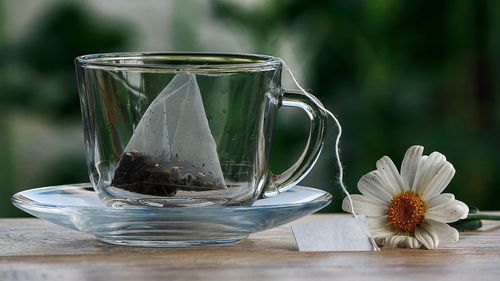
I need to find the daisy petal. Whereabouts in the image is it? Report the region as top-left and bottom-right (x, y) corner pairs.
(415, 221), (440, 249)
(426, 193), (455, 208)
(342, 194), (387, 217)
(423, 219), (459, 243)
(367, 216), (393, 237)
(376, 156), (405, 194)
(375, 235), (422, 249)
(421, 162), (456, 200)
(403, 236), (423, 248)
(412, 151), (447, 196)
(376, 236), (404, 248)
(426, 198), (469, 223)
(358, 171), (395, 203)
(400, 145), (424, 191)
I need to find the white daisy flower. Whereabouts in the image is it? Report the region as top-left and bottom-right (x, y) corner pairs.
(342, 145), (469, 249)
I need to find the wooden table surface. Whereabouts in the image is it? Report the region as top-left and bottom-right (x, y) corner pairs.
(0, 214), (499, 281)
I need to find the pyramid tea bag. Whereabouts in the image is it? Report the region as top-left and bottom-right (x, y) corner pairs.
(111, 73), (226, 197)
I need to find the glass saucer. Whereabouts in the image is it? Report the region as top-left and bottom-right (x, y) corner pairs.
(12, 183), (332, 247)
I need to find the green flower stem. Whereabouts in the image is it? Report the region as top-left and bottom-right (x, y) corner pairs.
(466, 213), (500, 221)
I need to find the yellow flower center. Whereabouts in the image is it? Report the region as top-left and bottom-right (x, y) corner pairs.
(387, 191), (426, 233)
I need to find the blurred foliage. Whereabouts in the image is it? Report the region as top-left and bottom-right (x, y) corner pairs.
(0, 0), (499, 217)
(214, 0), (500, 212)
(3, 2), (129, 119)
(0, 0), (13, 216)
(0, 1), (131, 217)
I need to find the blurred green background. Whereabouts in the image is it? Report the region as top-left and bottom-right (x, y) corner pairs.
(1, 0), (499, 217)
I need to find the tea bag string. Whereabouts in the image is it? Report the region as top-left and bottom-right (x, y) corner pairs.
(280, 59), (357, 217)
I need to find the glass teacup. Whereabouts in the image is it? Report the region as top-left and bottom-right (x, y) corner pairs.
(75, 53), (327, 207)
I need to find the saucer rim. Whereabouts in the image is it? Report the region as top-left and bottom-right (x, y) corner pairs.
(12, 183), (332, 211)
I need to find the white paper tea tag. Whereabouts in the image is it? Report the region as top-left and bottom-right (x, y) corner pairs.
(282, 60), (379, 252)
(292, 215), (380, 251)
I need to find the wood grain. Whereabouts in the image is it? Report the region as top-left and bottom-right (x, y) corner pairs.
(1, 214), (499, 281)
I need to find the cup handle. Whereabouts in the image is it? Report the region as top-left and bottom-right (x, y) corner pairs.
(263, 89), (328, 197)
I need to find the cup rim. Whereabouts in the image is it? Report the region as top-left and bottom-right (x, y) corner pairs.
(75, 52), (282, 73)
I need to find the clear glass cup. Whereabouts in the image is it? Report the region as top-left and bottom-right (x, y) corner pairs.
(75, 53), (327, 207)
